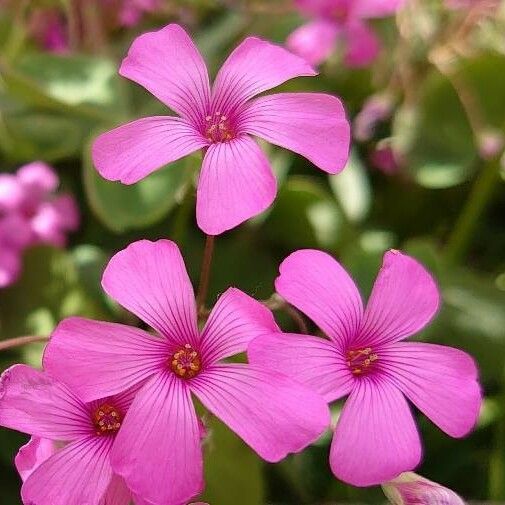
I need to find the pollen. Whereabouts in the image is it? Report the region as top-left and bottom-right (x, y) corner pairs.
(346, 347), (378, 376)
(204, 111), (235, 143)
(92, 404), (122, 436)
(170, 343), (201, 379)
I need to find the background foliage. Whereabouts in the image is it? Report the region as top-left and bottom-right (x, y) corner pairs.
(1, 1), (504, 503)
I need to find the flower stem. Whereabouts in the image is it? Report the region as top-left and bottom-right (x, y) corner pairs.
(196, 235), (215, 311)
(263, 294), (308, 334)
(0, 335), (48, 352)
(444, 158), (501, 263)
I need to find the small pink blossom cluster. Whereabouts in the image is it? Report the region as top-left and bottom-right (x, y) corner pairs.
(0, 23), (481, 505)
(0, 162), (79, 288)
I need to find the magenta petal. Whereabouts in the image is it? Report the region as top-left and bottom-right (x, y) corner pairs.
(242, 93), (350, 174)
(275, 249), (363, 349)
(343, 21), (380, 68)
(119, 24), (211, 125)
(295, 0), (348, 17)
(17, 161), (59, 194)
(0, 247), (22, 288)
(0, 174), (25, 211)
(196, 136), (277, 235)
(330, 378), (422, 486)
(248, 332), (353, 402)
(102, 239), (199, 346)
(211, 37), (316, 114)
(92, 116), (207, 184)
(111, 372), (203, 505)
(352, 0), (405, 18)
(190, 364), (330, 462)
(200, 287), (280, 364)
(0, 365), (92, 440)
(22, 436), (114, 505)
(100, 474), (132, 505)
(380, 342), (482, 437)
(355, 250), (440, 347)
(44, 317), (167, 401)
(15, 437), (56, 482)
(286, 20), (339, 67)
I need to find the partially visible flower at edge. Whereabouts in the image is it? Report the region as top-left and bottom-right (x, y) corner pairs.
(382, 471), (466, 505)
(287, 0), (405, 68)
(248, 248), (482, 486)
(92, 23), (350, 235)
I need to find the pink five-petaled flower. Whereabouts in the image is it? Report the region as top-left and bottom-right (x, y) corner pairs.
(248, 249), (482, 486)
(43, 239), (330, 505)
(0, 364), (139, 505)
(287, 0), (404, 67)
(92, 23), (350, 235)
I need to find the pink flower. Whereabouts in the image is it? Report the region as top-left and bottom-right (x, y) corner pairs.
(248, 249), (482, 486)
(43, 239), (330, 505)
(118, 0), (161, 27)
(92, 24), (350, 235)
(287, 0), (404, 67)
(382, 472), (465, 504)
(369, 143), (401, 174)
(354, 93), (394, 142)
(29, 8), (68, 53)
(0, 364), (138, 505)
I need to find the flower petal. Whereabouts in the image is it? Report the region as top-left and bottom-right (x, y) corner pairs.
(200, 287), (280, 364)
(196, 136), (277, 235)
(355, 250), (440, 347)
(100, 474), (132, 505)
(352, 0), (405, 18)
(211, 37), (316, 114)
(286, 20), (339, 67)
(17, 161), (59, 194)
(330, 377), (422, 486)
(241, 93), (350, 174)
(248, 332), (353, 402)
(102, 239), (199, 346)
(0, 247), (22, 288)
(343, 21), (380, 68)
(380, 342), (482, 437)
(119, 24), (211, 125)
(190, 363), (330, 462)
(44, 317), (167, 401)
(92, 116), (207, 184)
(111, 372), (203, 505)
(15, 437), (56, 482)
(21, 436), (114, 505)
(275, 249), (363, 349)
(0, 365), (91, 440)
(295, 0), (345, 17)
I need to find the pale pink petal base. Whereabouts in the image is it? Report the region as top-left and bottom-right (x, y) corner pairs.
(100, 474), (132, 505)
(190, 363), (330, 462)
(15, 437), (56, 482)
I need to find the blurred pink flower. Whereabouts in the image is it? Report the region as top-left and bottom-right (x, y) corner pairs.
(92, 24), (350, 235)
(249, 249), (482, 486)
(0, 365), (138, 505)
(44, 239), (330, 505)
(287, 0), (404, 67)
(382, 472), (465, 504)
(370, 143), (401, 174)
(354, 93), (394, 142)
(0, 162), (79, 288)
(118, 0), (161, 27)
(29, 8), (68, 53)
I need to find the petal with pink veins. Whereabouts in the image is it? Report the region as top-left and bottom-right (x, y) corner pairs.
(330, 377), (422, 486)
(119, 24), (211, 125)
(241, 93), (350, 174)
(275, 249), (363, 349)
(0, 365), (92, 440)
(92, 116), (207, 184)
(190, 363), (330, 462)
(111, 372), (203, 505)
(211, 37), (316, 115)
(21, 436), (114, 505)
(355, 250), (440, 348)
(44, 317), (168, 401)
(379, 342), (482, 437)
(200, 287), (280, 364)
(102, 239), (199, 347)
(100, 474), (132, 505)
(248, 332), (353, 402)
(196, 136), (277, 235)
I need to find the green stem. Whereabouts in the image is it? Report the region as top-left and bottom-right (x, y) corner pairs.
(444, 159), (501, 263)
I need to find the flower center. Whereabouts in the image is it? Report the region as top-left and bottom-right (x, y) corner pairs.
(92, 404), (122, 436)
(204, 112), (235, 143)
(346, 347), (378, 376)
(170, 343), (201, 379)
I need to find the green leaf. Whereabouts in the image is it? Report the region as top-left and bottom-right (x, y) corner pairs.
(200, 417), (264, 505)
(82, 138), (197, 233)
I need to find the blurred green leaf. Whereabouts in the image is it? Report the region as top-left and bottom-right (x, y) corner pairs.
(201, 417), (264, 505)
(83, 139), (196, 233)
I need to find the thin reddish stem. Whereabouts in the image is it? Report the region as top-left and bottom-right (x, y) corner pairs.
(0, 335), (48, 352)
(196, 235), (215, 312)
